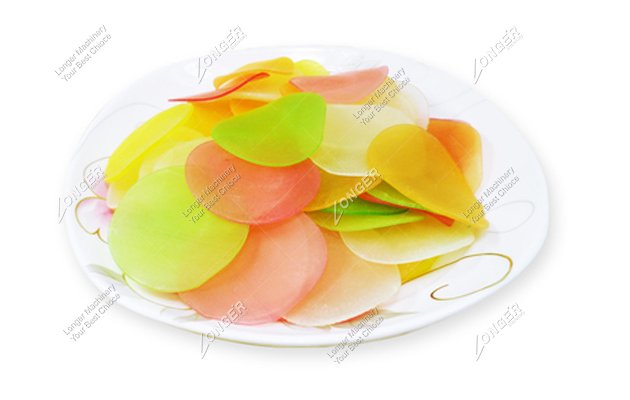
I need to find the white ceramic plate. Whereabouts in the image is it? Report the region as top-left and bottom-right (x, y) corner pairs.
(64, 46), (548, 347)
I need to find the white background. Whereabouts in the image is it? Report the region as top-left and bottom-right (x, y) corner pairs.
(2, 0), (628, 398)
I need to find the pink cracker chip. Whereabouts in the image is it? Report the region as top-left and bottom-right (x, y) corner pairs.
(289, 66), (389, 103)
(178, 214), (327, 325)
(185, 141), (321, 225)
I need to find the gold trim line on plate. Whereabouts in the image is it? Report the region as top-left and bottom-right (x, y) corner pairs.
(429, 252), (513, 301)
